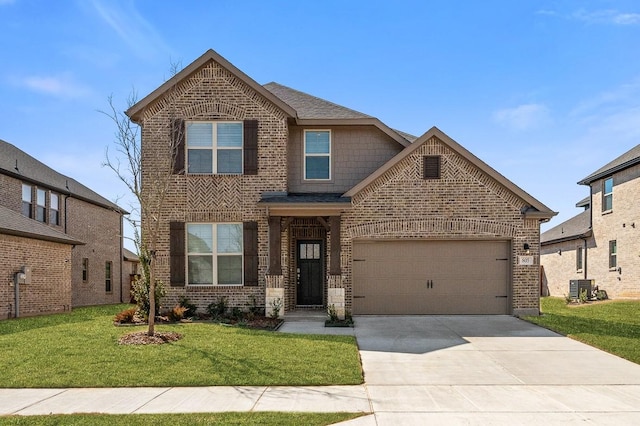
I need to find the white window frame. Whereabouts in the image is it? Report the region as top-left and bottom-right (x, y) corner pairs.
(576, 245), (583, 271)
(303, 129), (331, 181)
(186, 121), (243, 175)
(603, 177), (613, 212)
(50, 193), (59, 225)
(609, 240), (617, 270)
(36, 188), (46, 223)
(22, 184), (32, 218)
(186, 222), (244, 286)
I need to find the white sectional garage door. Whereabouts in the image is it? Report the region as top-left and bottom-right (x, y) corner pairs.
(352, 240), (510, 315)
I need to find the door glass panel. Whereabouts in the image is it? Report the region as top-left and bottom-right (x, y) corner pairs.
(312, 243), (320, 259)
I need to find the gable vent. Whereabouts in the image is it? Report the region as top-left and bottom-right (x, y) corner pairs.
(423, 155), (441, 179)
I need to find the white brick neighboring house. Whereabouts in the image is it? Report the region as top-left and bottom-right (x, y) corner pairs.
(127, 49), (556, 318)
(541, 144), (640, 299)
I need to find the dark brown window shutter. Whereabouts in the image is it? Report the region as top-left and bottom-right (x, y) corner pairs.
(172, 119), (185, 174)
(423, 155), (441, 179)
(243, 120), (258, 175)
(169, 221), (185, 287)
(243, 221), (259, 286)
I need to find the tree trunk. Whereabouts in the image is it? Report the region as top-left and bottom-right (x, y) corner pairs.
(148, 255), (156, 336)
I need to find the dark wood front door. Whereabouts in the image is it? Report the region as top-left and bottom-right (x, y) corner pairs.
(297, 240), (324, 305)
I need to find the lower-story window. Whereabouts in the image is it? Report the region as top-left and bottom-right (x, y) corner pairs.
(105, 261), (112, 292)
(187, 223), (243, 285)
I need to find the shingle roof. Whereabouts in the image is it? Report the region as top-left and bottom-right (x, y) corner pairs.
(259, 193), (350, 204)
(540, 209), (591, 244)
(578, 144), (640, 185)
(123, 247), (139, 261)
(0, 139), (126, 213)
(0, 205), (83, 245)
(263, 82), (373, 120)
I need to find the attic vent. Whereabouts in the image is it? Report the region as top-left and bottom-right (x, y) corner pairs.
(423, 156), (441, 179)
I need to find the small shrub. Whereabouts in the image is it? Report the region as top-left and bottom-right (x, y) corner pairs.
(207, 296), (228, 319)
(131, 277), (166, 319)
(327, 304), (339, 322)
(167, 305), (187, 322)
(596, 289), (609, 300)
(114, 307), (137, 324)
(579, 288), (589, 304)
(249, 295), (263, 316)
(231, 307), (243, 320)
(564, 293), (573, 304)
(269, 297), (282, 319)
(179, 296), (197, 318)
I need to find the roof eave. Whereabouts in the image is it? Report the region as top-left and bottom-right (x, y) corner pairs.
(295, 118), (410, 147)
(541, 229), (593, 246)
(0, 228), (85, 246)
(578, 157), (640, 185)
(126, 49), (297, 123)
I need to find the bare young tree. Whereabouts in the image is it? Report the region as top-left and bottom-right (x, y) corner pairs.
(102, 69), (183, 336)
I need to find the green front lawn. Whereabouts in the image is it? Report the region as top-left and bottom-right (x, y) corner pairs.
(0, 412), (363, 426)
(525, 297), (640, 364)
(0, 305), (362, 388)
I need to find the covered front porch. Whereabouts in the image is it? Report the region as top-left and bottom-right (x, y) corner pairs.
(259, 193), (350, 319)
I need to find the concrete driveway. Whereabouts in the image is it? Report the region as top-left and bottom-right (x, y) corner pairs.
(283, 315), (640, 424)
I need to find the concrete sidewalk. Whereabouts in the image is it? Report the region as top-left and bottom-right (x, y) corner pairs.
(0, 386), (371, 416)
(4, 316), (640, 425)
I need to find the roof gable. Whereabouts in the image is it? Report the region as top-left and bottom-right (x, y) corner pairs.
(344, 127), (556, 219)
(0, 139), (126, 213)
(126, 49), (297, 123)
(578, 143), (640, 185)
(263, 82), (410, 147)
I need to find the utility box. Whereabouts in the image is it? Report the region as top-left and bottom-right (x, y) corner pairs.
(569, 279), (593, 299)
(21, 266), (31, 284)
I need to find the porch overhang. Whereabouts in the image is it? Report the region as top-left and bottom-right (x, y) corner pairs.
(258, 193), (352, 217)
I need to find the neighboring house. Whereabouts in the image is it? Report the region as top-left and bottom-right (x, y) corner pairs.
(126, 49), (555, 318)
(0, 140), (127, 318)
(122, 248), (140, 303)
(541, 144), (640, 299)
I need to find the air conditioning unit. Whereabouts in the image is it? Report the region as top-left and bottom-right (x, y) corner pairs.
(569, 279), (594, 299)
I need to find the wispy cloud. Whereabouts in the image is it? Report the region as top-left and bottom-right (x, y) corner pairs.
(536, 8), (640, 26)
(12, 73), (92, 98)
(492, 103), (551, 131)
(570, 77), (640, 118)
(88, 0), (173, 59)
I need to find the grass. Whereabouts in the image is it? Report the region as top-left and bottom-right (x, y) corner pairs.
(0, 304), (363, 388)
(525, 297), (640, 364)
(0, 412), (363, 425)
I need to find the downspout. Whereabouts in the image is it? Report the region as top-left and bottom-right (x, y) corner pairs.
(14, 274), (20, 318)
(582, 237), (588, 280)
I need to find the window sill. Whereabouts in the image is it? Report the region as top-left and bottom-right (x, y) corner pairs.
(187, 284), (244, 288)
(602, 209), (613, 215)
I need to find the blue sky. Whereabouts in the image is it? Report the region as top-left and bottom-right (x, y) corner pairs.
(2, 0), (640, 250)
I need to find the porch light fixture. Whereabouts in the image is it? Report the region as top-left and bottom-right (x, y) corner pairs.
(558, 249), (562, 255)
(523, 243), (530, 254)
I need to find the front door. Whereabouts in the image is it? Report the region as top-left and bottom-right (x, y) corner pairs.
(297, 240), (324, 305)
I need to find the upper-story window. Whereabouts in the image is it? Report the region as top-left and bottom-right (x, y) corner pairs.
(50, 193), (59, 225)
(304, 130), (331, 180)
(36, 188), (46, 222)
(186, 122), (243, 174)
(22, 184), (32, 218)
(576, 246), (583, 271)
(602, 177), (613, 212)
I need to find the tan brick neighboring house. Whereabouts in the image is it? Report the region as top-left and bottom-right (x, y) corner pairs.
(127, 49), (556, 318)
(122, 247), (140, 303)
(0, 139), (127, 317)
(541, 144), (640, 299)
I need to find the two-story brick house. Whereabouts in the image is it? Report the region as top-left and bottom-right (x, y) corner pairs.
(541, 144), (640, 298)
(127, 49), (555, 318)
(0, 139), (127, 318)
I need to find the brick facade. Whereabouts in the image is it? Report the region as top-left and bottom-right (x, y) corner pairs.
(541, 162), (640, 299)
(137, 59), (288, 312)
(1, 146), (125, 314)
(133, 50), (550, 317)
(0, 234), (72, 319)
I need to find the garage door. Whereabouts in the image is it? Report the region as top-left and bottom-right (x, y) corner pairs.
(352, 240), (510, 315)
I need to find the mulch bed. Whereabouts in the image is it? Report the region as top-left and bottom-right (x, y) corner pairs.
(118, 331), (183, 345)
